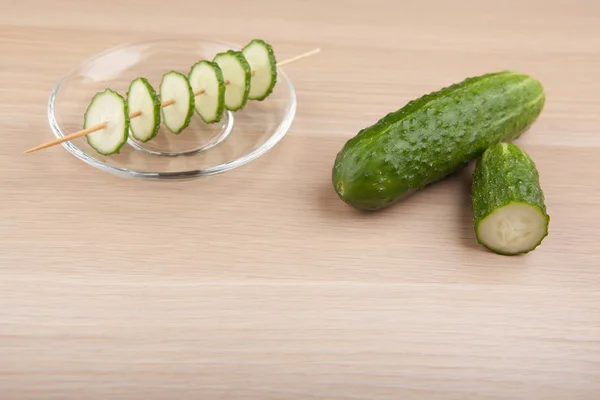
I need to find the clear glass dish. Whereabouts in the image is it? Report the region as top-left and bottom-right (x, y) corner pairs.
(48, 38), (296, 179)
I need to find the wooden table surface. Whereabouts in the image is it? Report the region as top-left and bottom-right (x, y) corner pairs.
(2, 0), (600, 398)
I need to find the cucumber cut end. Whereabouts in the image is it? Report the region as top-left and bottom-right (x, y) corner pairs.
(127, 77), (160, 142)
(188, 60), (225, 124)
(242, 39), (277, 101)
(160, 71), (194, 134)
(84, 89), (129, 156)
(213, 50), (250, 111)
(476, 202), (549, 255)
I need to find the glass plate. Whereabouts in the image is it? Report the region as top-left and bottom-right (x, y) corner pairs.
(48, 38), (296, 179)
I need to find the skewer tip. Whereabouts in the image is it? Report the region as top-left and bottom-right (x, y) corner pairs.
(276, 47), (322, 68)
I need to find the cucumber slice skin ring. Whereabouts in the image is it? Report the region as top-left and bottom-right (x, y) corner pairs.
(83, 88), (130, 156)
(472, 142), (550, 255)
(188, 60), (225, 124)
(242, 39), (278, 101)
(213, 50), (251, 111)
(159, 70), (195, 134)
(127, 77), (161, 142)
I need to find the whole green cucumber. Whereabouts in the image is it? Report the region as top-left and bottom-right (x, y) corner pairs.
(332, 71), (545, 210)
(472, 142), (549, 255)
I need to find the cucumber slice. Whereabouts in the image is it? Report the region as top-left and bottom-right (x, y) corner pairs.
(83, 88), (129, 155)
(242, 39), (277, 100)
(127, 77), (160, 142)
(188, 60), (225, 124)
(213, 50), (251, 111)
(472, 142), (550, 255)
(159, 71), (194, 134)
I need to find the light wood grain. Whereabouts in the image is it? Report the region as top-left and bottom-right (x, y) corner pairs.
(2, 0), (600, 399)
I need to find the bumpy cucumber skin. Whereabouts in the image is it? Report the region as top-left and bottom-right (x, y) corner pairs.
(472, 142), (549, 255)
(127, 77), (161, 142)
(160, 70), (195, 134)
(243, 39), (278, 101)
(188, 60), (225, 124)
(83, 88), (129, 156)
(214, 50), (251, 111)
(332, 71), (546, 211)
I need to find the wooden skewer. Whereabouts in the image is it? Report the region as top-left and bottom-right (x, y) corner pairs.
(276, 48), (321, 67)
(23, 122), (110, 153)
(23, 47), (321, 155)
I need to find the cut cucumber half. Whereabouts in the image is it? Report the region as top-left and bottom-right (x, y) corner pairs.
(188, 60), (225, 124)
(127, 77), (160, 142)
(159, 71), (194, 134)
(472, 142), (550, 255)
(83, 88), (129, 155)
(242, 39), (277, 100)
(213, 50), (251, 111)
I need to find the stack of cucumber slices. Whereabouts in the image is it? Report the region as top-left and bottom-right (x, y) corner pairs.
(83, 39), (277, 155)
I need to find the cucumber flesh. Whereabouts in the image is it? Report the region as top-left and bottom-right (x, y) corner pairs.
(213, 50), (251, 111)
(477, 203), (548, 255)
(472, 142), (549, 255)
(160, 71), (194, 134)
(127, 77), (160, 142)
(332, 71), (546, 211)
(188, 60), (225, 123)
(242, 39), (277, 100)
(84, 89), (129, 155)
